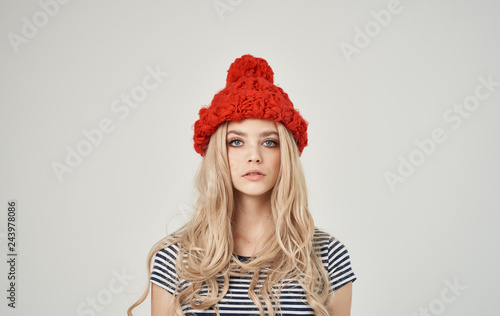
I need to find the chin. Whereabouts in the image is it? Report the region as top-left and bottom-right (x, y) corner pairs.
(234, 187), (273, 198)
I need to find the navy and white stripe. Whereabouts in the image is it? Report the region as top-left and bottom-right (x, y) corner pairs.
(151, 228), (356, 315)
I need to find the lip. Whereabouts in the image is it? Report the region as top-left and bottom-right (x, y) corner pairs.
(243, 174), (264, 180)
(242, 169), (265, 177)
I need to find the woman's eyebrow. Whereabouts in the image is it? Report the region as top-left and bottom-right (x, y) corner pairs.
(227, 130), (279, 137)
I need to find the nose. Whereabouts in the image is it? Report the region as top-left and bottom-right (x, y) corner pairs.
(248, 155), (261, 163)
(247, 146), (262, 163)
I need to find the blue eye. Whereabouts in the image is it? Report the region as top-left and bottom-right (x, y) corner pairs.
(228, 139), (278, 147)
(264, 140), (278, 147)
(228, 139), (243, 146)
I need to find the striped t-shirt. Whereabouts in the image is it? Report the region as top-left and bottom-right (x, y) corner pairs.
(151, 228), (357, 315)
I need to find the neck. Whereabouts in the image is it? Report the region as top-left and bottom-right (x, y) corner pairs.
(232, 190), (274, 256)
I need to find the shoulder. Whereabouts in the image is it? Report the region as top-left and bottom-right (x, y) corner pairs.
(313, 227), (353, 261)
(154, 242), (179, 262)
(313, 227), (346, 252)
(151, 235), (184, 295)
(313, 227), (357, 291)
(153, 234), (182, 263)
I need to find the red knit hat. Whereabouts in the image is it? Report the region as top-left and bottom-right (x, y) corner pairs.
(193, 54), (308, 156)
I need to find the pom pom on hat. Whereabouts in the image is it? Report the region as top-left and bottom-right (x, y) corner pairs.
(193, 54), (308, 156)
(226, 55), (274, 84)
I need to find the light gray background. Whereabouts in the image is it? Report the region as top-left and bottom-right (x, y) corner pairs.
(1, 0), (499, 315)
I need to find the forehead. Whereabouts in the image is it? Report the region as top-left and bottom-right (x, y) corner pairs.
(226, 118), (278, 133)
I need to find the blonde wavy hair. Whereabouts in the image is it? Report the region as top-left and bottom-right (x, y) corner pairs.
(128, 121), (331, 316)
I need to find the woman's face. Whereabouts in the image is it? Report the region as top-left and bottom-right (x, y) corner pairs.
(226, 118), (281, 199)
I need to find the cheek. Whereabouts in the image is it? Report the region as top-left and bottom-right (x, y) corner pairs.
(227, 152), (239, 177)
(272, 153), (281, 175)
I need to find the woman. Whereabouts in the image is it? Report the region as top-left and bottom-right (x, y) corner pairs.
(128, 54), (356, 316)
